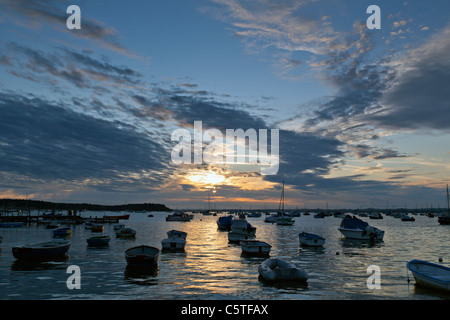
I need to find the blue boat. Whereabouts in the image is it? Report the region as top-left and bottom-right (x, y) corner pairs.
(12, 240), (71, 260)
(53, 227), (71, 237)
(217, 215), (233, 230)
(407, 260), (450, 292)
(87, 235), (110, 246)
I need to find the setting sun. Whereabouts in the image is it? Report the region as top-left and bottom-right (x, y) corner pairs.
(187, 171), (226, 186)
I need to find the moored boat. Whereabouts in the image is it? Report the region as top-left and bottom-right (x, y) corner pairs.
(162, 229), (187, 251)
(116, 227), (136, 238)
(276, 181), (294, 225)
(338, 215), (384, 241)
(248, 212), (262, 218)
(125, 245), (159, 266)
(298, 232), (325, 247)
(53, 227), (71, 237)
(113, 223), (126, 230)
(12, 240), (71, 260)
(401, 215), (415, 221)
(45, 223), (60, 229)
(166, 211), (194, 221)
(407, 259), (450, 292)
(276, 215), (294, 225)
(228, 232), (256, 243)
(161, 237), (186, 251)
(217, 215), (233, 230)
(104, 213), (130, 220)
(87, 235), (110, 246)
(166, 230), (187, 239)
(230, 218), (256, 236)
(240, 240), (271, 255)
(91, 224), (104, 232)
(264, 214), (277, 223)
(438, 184), (450, 225)
(369, 212), (383, 219)
(258, 258), (308, 282)
(313, 212), (325, 219)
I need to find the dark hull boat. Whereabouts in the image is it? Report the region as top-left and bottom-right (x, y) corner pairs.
(12, 240), (71, 260)
(104, 214), (130, 220)
(87, 235), (110, 246)
(125, 245), (160, 267)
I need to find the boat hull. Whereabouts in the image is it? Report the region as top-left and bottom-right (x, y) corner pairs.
(438, 216), (450, 225)
(298, 232), (325, 247)
(87, 236), (110, 246)
(161, 238), (186, 250)
(241, 240), (271, 255)
(407, 260), (450, 292)
(338, 216), (384, 241)
(12, 240), (71, 260)
(53, 227), (72, 237)
(116, 228), (136, 238)
(166, 213), (194, 221)
(258, 258), (308, 282)
(230, 219), (256, 235)
(125, 245), (159, 266)
(338, 227), (384, 240)
(167, 230), (187, 239)
(104, 214), (130, 220)
(228, 232), (255, 243)
(91, 225), (104, 232)
(276, 217), (294, 225)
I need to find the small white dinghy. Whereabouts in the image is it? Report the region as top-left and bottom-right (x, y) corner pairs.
(258, 258), (308, 282)
(161, 230), (187, 251)
(338, 215), (384, 241)
(407, 259), (450, 292)
(240, 240), (271, 256)
(298, 232), (325, 247)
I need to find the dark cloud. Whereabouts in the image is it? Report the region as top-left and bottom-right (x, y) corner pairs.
(0, 92), (170, 189)
(367, 27), (450, 131)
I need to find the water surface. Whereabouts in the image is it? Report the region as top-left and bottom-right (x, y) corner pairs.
(0, 212), (449, 300)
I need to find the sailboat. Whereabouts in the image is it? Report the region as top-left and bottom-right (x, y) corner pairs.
(438, 184), (450, 225)
(276, 181), (294, 226)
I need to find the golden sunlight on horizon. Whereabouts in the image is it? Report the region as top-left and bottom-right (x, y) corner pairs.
(186, 171), (226, 186)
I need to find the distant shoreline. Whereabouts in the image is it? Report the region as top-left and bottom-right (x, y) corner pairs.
(0, 198), (171, 212)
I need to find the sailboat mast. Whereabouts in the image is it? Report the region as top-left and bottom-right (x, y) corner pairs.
(447, 184), (449, 215)
(278, 180), (285, 213)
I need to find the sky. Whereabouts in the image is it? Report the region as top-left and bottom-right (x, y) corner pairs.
(0, 0), (449, 210)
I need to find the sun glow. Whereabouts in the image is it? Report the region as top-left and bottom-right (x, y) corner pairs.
(187, 171), (226, 186)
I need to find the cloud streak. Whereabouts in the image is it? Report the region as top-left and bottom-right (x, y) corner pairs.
(0, 0), (134, 56)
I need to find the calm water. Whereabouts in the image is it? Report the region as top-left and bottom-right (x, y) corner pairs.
(0, 212), (449, 300)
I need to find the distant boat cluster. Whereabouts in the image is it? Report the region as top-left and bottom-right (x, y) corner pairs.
(5, 213), (189, 271)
